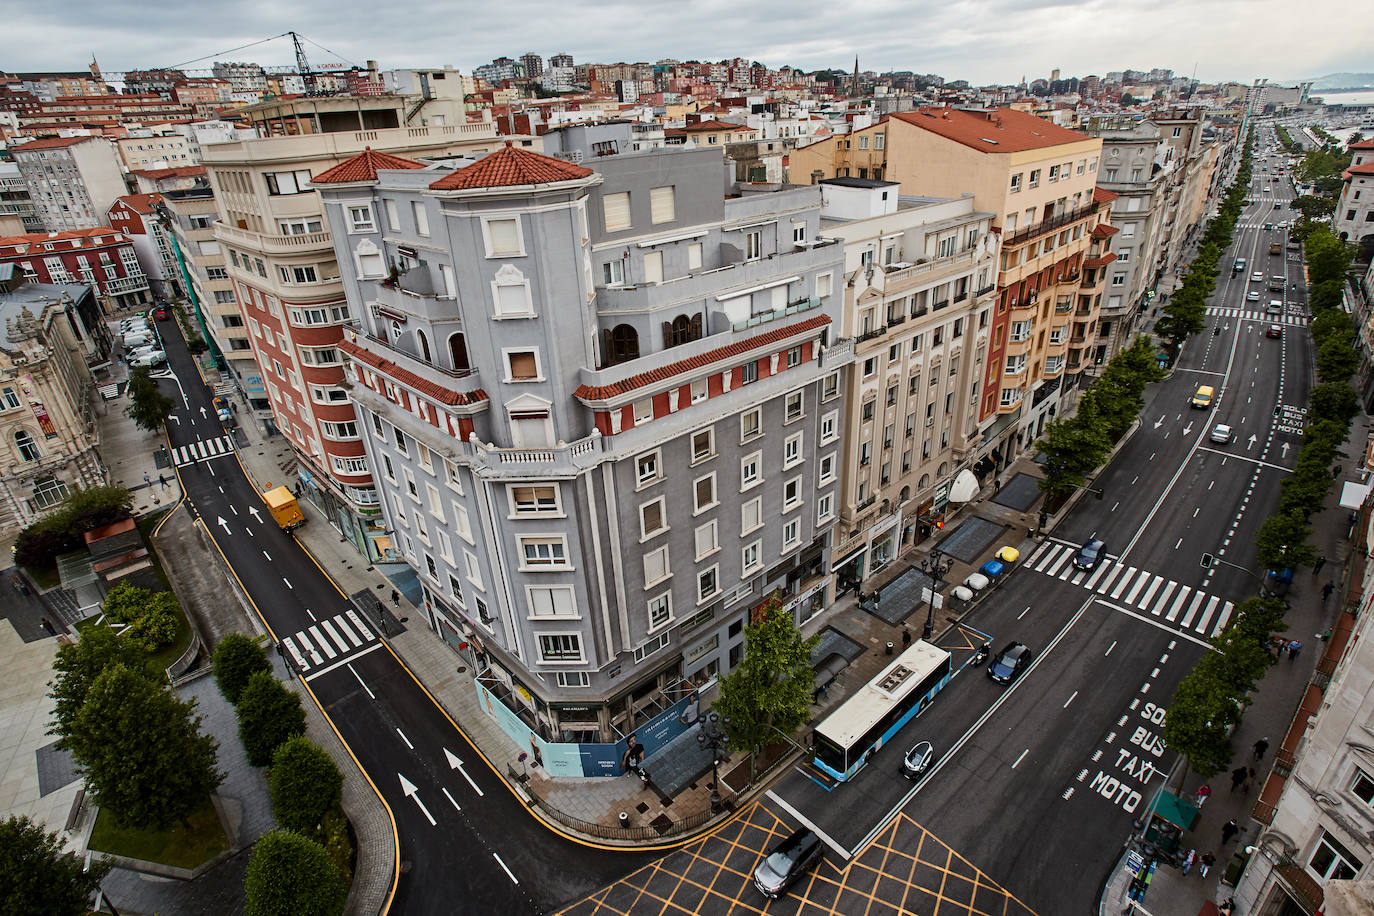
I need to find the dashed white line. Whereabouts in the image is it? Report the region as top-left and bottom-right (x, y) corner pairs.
(397, 728), (414, 750)
(1105, 640), (1117, 656)
(349, 663), (376, 699)
(1063, 691), (1078, 708)
(1012, 749), (1029, 768)
(492, 853), (519, 884)
(1018, 605), (1031, 620)
(442, 787), (461, 812)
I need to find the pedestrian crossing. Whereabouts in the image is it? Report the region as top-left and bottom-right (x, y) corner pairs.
(280, 610), (380, 678)
(1025, 541), (1235, 639)
(171, 435), (236, 467)
(1206, 306), (1307, 326)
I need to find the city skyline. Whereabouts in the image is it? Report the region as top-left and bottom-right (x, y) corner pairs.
(5, 0), (1365, 88)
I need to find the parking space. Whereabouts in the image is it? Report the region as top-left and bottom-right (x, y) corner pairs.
(561, 797), (1038, 915)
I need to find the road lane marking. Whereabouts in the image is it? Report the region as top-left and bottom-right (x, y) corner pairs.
(766, 790), (851, 860)
(302, 644), (385, 684)
(308, 626), (337, 659)
(1063, 691), (1078, 708)
(1105, 640), (1117, 656)
(442, 787), (461, 812)
(397, 728), (414, 750)
(492, 853), (519, 884)
(1012, 749), (1029, 768)
(1093, 597), (1214, 650)
(262, 550), (272, 561)
(348, 661), (376, 698)
(1018, 606), (1031, 620)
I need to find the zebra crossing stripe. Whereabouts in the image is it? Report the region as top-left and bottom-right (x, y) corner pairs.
(1166, 586), (1192, 622)
(1151, 582), (1178, 617)
(1195, 595), (1221, 634)
(294, 631), (324, 667)
(333, 614), (363, 648)
(320, 618), (349, 654)
(1123, 571), (1152, 605)
(1110, 567), (1138, 600)
(307, 625), (337, 659)
(346, 610), (375, 641)
(1044, 548), (1076, 578)
(1096, 564), (1126, 596)
(1212, 602), (1235, 636)
(1136, 575), (1165, 611)
(1083, 561), (1113, 590)
(1180, 593), (1206, 629)
(282, 638), (308, 671)
(1033, 545), (1062, 573)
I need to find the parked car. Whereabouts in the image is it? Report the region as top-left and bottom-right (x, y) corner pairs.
(901, 741), (937, 780)
(129, 349), (166, 368)
(987, 643), (1033, 685)
(1266, 325), (1282, 339)
(1073, 538), (1106, 571)
(1209, 424), (1235, 444)
(213, 396), (233, 423)
(753, 828), (825, 898)
(123, 332), (156, 348)
(1266, 300), (1284, 315)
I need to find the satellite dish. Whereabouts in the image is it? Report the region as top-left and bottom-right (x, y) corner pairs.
(948, 469), (980, 504)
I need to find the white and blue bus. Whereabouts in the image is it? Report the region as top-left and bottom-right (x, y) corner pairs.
(811, 640), (952, 783)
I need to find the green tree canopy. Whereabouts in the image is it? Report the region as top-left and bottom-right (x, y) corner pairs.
(0, 815), (110, 916)
(213, 633), (273, 706)
(237, 671), (307, 767)
(49, 625), (155, 739)
(125, 365), (175, 432)
(716, 596), (819, 763)
(1255, 510), (1317, 571)
(244, 829), (347, 916)
(14, 485), (131, 569)
(1160, 669), (1236, 780)
(101, 582), (180, 651)
(269, 736), (343, 834)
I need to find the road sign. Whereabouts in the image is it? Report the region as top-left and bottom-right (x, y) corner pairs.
(1126, 850), (1145, 876)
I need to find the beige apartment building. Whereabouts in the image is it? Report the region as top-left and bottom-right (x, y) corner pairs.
(817, 178), (998, 586)
(201, 99), (516, 557)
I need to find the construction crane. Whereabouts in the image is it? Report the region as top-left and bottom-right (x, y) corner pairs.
(288, 31), (317, 94)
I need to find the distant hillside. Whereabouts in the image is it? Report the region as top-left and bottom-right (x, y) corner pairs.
(1309, 73), (1374, 91)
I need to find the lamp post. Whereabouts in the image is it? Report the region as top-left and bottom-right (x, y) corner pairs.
(696, 711), (731, 814)
(917, 548), (954, 640)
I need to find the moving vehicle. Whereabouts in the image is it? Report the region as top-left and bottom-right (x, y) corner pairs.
(1267, 325), (1282, 339)
(1191, 385), (1214, 409)
(1210, 424), (1234, 444)
(1251, 271), (1264, 282)
(1269, 275), (1285, 291)
(1073, 538), (1106, 571)
(753, 828), (824, 898)
(901, 741), (937, 780)
(987, 643), (1033, 685)
(154, 306), (170, 321)
(262, 485), (306, 531)
(1269, 242), (1282, 255)
(1266, 300), (1284, 315)
(1246, 290), (1261, 302)
(811, 640), (952, 782)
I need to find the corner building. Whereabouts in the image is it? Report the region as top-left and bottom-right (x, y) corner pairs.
(317, 143), (849, 741)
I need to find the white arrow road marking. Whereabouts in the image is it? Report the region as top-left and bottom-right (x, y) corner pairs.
(1247, 434), (1258, 450)
(217, 517), (230, 534)
(1183, 422), (1193, 436)
(248, 506), (262, 522)
(199, 406), (207, 418)
(1281, 442), (1290, 458)
(445, 748), (484, 796)
(1153, 415), (1165, 429)
(398, 774), (436, 826)
(170, 415), (180, 425)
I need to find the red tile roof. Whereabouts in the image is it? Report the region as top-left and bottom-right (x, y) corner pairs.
(429, 141), (593, 191)
(339, 339), (488, 407)
(11, 135), (96, 151)
(1350, 139), (1374, 150)
(574, 315), (832, 401)
(131, 165), (207, 179)
(111, 193), (163, 215)
(0, 227), (126, 247)
(1091, 223), (1120, 238)
(1343, 161), (1374, 179)
(1084, 252), (1118, 268)
(312, 147), (427, 184)
(1093, 187), (1120, 204)
(892, 107), (1091, 153)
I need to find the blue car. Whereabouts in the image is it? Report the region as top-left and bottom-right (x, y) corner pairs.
(988, 643), (1033, 685)
(1073, 539), (1106, 571)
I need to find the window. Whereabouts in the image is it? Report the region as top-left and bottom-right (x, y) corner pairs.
(320, 420), (359, 440)
(506, 350), (539, 381)
(822, 372), (839, 401)
(817, 492), (835, 524)
(207, 267), (229, 281)
(741, 451), (761, 490)
(636, 450), (661, 487)
(691, 428), (715, 463)
(520, 537), (569, 569)
(816, 272), (833, 299)
(1010, 173), (1022, 192)
(745, 229), (762, 260)
(690, 379), (708, 404)
(644, 545), (670, 586)
(650, 186), (675, 224)
(742, 540), (762, 574)
(742, 497), (763, 534)
(277, 264), (319, 284)
(792, 223), (806, 244)
(697, 566), (720, 603)
(647, 593), (673, 630)
(347, 206), (375, 232)
(818, 453), (836, 485)
(1352, 769), (1374, 806)
(15, 429), (39, 462)
(693, 473), (717, 513)
(1, 387), (19, 410)
(384, 199), (400, 231)
(1048, 164), (1059, 183)
(601, 260), (624, 285)
(480, 217), (522, 257)
(510, 484), (560, 516)
(1028, 169), (1040, 188)
(783, 477), (802, 512)
(538, 634), (583, 663)
(782, 518), (800, 551)
(862, 400), (875, 422)
(741, 361), (758, 385)
(412, 201), (430, 237)
(1309, 830), (1363, 880)
(784, 432), (803, 468)
(265, 169), (312, 195)
(632, 398), (653, 425)
(688, 242), (702, 270)
(694, 520), (719, 560)
(785, 390), (804, 423)
(640, 497), (667, 539)
(529, 586), (577, 618)
(603, 192), (631, 232)
(1117, 250), (1130, 263)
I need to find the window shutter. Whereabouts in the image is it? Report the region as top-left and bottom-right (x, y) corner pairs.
(509, 351), (537, 379)
(488, 219), (520, 255)
(603, 192), (631, 232)
(643, 251), (662, 285)
(662, 321), (673, 348)
(650, 186), (675, 224)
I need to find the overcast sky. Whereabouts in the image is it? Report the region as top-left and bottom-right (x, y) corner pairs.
(7, 0), (1369, 87)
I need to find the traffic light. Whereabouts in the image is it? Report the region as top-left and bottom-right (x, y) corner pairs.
(934, 519), (944, 529)
(1201, 553), (1216, 569)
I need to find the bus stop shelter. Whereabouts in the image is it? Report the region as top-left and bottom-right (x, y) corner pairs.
(1143, 789), (1200, 857)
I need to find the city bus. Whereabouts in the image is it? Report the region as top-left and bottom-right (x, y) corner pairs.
(811, 640), (953, 782)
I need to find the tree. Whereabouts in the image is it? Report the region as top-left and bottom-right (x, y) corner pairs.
(244, 829), (347, 916)
(1289, 194), (1336, 221)
(715, 596), (819, 775)
(0, 815), (110, 916)
(1308, 381), (1359, 426)
(14, 485), (131, 569)
(1121, 92), (1136, 106)
(124, 365), (174, 432)
(237, 671), (306, 767)
(269, 736), (343, 834)
(49, 625), (154, 739)
(1255, 510), (1317, 571)
(1036, 414), (1110, 501)
(67, 664), (223, 829)
(214, 633), (273, 705)
(100, 583), (181, 651)
(1159, 668), (1236, 783)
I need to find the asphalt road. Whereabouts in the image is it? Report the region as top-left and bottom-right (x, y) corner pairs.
(147, 322), (655, 914)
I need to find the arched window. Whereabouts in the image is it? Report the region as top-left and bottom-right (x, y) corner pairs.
(898, 486), (910, 504)
(390, 320), (402, 341)
(663, 313), (703, 348)
(919, 474), (931, 489)
(609, 324), (639, 364)
(448, 333), (470, 371)
(416, 329), (432, 363)
(937, 462), (949, 477)
(15, 429), (38, 462)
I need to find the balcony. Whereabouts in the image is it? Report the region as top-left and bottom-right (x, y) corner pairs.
(856, 325), (886, 343)
(1003, 200), (1102, 248)
(347, 327), (475, 382)
(731, 296), (822, 333)
(879, 247), (989, 294)
(215, 222), (334, 256)
(102, 274), (150, 296)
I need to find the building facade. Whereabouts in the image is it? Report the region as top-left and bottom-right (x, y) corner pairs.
(201, 106), (512, 559)
(107, 194), (181, 300)
(10, 136), (129, 232)
(0, 228), (150, 312)
(1335, 139), (1374, 254)
(317, 142), (849, 741)
(0, 160), (40, 232)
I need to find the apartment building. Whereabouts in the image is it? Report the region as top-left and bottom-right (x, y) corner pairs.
(0, 160), (40, 232)
(816, 178), (998, 585)
(1152, 109), (1213, 273)
(107, 194), (181, 299)
(0, 228), (150, 312)
(10, 136), (128, 232)
(201, 101), (513, 558)
(315, 142), (848, 741)
(115, 131), (197, 172)
(0, 267), (108, 529)
(1335, 139), (1374, 249)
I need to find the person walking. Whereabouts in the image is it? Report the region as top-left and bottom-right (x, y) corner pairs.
(1288, 639), (1302, 661)
(390, 589), (400, 608)
(39, 618), (56, 637)
(1253, 737), (1270, 760)
(1181, 848), (1196, 875)
(1195, 784), (1212, 807)
(1221, 819), (1240, 846)
(1231, 765), (1248, 792)
(1313, 554), (1327, 574)
(1199, 852), (1215, 878)
(1322, 581), (1336, 602)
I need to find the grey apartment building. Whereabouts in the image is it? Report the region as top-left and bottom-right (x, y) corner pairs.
(315, 142), (850, 742)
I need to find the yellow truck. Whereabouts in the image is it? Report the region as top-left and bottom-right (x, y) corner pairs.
(262, 485), (306, 531)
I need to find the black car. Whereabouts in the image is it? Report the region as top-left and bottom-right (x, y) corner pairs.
(1073, 538), (1106, 571)
(901, 741), (937, 780)
(987, 642), (1033, 685)
(753, 828), (825, 898)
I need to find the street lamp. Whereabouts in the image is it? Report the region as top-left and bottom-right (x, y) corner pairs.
(696, 711), (731, 814)
(917, 548), (955, 640)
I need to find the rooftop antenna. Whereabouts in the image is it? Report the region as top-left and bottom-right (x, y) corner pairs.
(289, 31), (317, 94)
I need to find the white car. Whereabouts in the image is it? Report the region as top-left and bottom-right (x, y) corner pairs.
(123, 333), (156, 349)
(1210, 424), (1234, 444)
(129, 349), (166, 368)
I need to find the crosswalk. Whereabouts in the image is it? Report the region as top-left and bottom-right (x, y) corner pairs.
(171, 435), (236, 467)
(1206, 306), (1307, 326)
(1025, 541), (1235, 639)
(280, 611), (380, 678)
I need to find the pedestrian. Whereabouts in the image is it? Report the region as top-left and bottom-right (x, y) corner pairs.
(1244, 767), (1256, 793)
(390, 589), (400, 607)
(1181, 848), (1196, 875)
(994, 477), (1002, 495)
(1332, 465), (1341, 479)
(1195, 783), (1212, 807)
(1199, 852), (1215, 878)
(1253, 737), (1270, 760)
(158, 472), (167, 487)
(143, 471), (151, 486)
(1231, 765), (1248, 792)
(39, 618), (56, 636)
(1221, 819), (1239, 846)
(1313, 555), (1327, 575)
(901, 625), (911, 647)
(1318, 627), (1332, 642)
(1322, 581), (1336, 602)
(1288, 639), (1302, 660)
